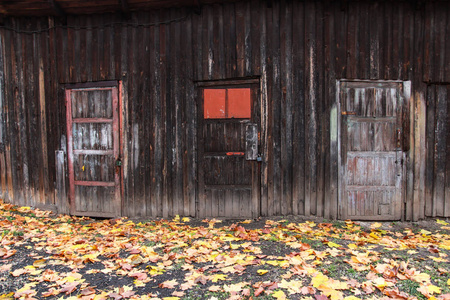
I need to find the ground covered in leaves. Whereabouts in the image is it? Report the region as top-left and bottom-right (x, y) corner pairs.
(0, 201), (450, 300)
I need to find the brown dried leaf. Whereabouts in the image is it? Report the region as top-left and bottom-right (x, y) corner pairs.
(60, 282), (80, 294)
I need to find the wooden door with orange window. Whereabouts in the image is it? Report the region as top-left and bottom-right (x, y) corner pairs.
(198, 83), (260, 218)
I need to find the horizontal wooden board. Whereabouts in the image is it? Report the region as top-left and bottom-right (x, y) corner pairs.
(0, 0), (448, 219)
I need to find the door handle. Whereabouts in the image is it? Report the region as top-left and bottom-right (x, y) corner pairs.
(115, 158), (122, 167)
(245, 123), (258, 160)
(396, 128), (401, 149)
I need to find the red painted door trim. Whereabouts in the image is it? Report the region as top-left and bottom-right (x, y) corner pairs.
(65, 85), (122, 217)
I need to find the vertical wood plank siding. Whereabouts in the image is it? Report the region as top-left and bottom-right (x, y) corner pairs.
(0, 0), (449, 219)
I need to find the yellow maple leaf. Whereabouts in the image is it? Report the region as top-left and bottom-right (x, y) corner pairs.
(369, 232), (380, 239)
(312, 272), (328, 288)
(279, 279), (303, 294)
(430, 256), (448, 262)
(437, 219), (449, 225)
(182, 217), (190, 222)
(229, 243), (240, 250)
(372, 277), (392, 290)
(134, 280), (145, 287)
(223, 282), (248, 293)
(211, 274), (227, 282)
(420, 229), (431, 235)
(413, 272), (431, 283)
(257, 269), (269, 275)
(162, 297), (179, 300)
(241, 219), (252, 224)
(328, 241), (341, 248)
(370, 222), (382, 228)
(427, 285), (441, 294)
(328, 278), (348, 290)
(348, 244), (358, 250)
(0, 293), (14, 300)
(448, 278), (450, 286)
(272, 290), (287, 300)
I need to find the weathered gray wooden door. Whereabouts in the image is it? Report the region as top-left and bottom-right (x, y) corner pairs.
(338, 81), (407, 220)
(198, 83), (260, 218)
(66, 82), (121, 218)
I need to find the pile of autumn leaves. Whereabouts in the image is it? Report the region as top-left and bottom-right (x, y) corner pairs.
(0, 201), (450, 300)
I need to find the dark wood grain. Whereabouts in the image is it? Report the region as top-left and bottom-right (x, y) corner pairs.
(0, 0), (448, 220)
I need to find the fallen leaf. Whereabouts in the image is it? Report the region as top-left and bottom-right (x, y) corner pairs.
(327, 241), (341, 248)
(41, 288), (59, 297)
(208, 285), (222, 292)
(420, 229), (431, 235)
(312, 272), (328, 288)
(272, 290), (287, 300)
(437, 219), (449, 225)
(257, 269), (269, 275)
(60, 282), (80, 294)
(211, 274), (227, 282)
(370, 223), (382, 229)
(159, 279), (178, 289)
(11, 268), (27, 277)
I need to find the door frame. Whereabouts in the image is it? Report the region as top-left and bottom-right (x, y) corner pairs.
(334, 79), (411, 220)
(65, 80), (123, 218)
(195, 78), (262, 218)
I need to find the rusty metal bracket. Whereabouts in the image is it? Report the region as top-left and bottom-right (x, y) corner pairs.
(341, 111), (356, 115)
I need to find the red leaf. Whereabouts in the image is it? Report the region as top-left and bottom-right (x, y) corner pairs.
(60, 282), (79, 294)
(109, 293), (122, 300)
(81, 287), (96, 296)
(254, 287), (264, 297)
(121, 291), (135, 298)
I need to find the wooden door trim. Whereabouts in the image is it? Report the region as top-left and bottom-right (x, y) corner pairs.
(336, 79), (410, 220)
(65, 83), (122, 217)
(197, 82), (261, 218)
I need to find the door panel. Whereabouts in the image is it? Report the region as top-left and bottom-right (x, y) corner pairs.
(66, 84), (121, 218)
(339, 81), (405, 220)
(198, 85), (260, 218)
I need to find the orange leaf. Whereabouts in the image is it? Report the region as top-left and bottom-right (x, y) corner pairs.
(41, 288), (59, 297)
(159, 279), (179, 289)
(254, 287), (265, 296)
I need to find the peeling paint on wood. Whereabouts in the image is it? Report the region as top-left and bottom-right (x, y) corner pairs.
(0, 0), (448, 219)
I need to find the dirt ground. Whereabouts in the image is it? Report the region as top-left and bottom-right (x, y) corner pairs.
(1, 202), (449, 300)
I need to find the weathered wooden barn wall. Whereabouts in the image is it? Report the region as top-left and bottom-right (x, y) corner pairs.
(0, 0), (449, 220)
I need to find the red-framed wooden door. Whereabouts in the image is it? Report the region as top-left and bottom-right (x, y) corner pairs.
(198, 83), (261, 218)
(65, 82), (121, 217)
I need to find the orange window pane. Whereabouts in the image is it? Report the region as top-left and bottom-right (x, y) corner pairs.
(227, 88), (251, 118)
(204, 89), (226, 118)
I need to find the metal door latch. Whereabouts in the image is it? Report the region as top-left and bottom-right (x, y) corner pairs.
(396, 128), (401, 149)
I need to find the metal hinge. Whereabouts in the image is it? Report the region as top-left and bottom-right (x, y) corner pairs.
(341, 111), (356, 115)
